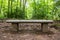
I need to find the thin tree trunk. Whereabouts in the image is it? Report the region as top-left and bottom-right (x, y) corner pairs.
(0, 0), (3, 19)
(8, 0), (10, 18)
(20, 0), (21, 8)
(23, 0), (26, 19)
(15, 0), (18, 18)
(11, 0), (12, 18)
(34, 0), (36, 14)
(25, 0), (27, 19)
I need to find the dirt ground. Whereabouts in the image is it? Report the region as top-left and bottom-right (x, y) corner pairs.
(0, 23), (60, 40)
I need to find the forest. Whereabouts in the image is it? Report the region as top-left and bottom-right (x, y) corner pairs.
(0, 0), (60, 20)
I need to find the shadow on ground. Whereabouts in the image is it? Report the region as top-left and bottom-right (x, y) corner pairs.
(3, 29), (54, 35)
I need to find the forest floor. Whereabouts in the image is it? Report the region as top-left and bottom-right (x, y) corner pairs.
(0, 23), (60, 40)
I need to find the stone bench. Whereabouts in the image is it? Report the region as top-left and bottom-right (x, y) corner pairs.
(6, 20), (53, 32)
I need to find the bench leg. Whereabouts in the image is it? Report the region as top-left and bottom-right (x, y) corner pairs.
(41, 23), (49, 32)
(16, 23), (19, 32)
(12, 23), (19, 32)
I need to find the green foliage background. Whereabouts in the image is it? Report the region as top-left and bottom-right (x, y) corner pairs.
(0, 0), (60, 20)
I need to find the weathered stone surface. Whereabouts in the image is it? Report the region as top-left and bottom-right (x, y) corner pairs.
(19, 23), (41, 30)
(5, 20), (53, 32)
(6, 20), (53, 23)
(42, 23), (49, 32)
